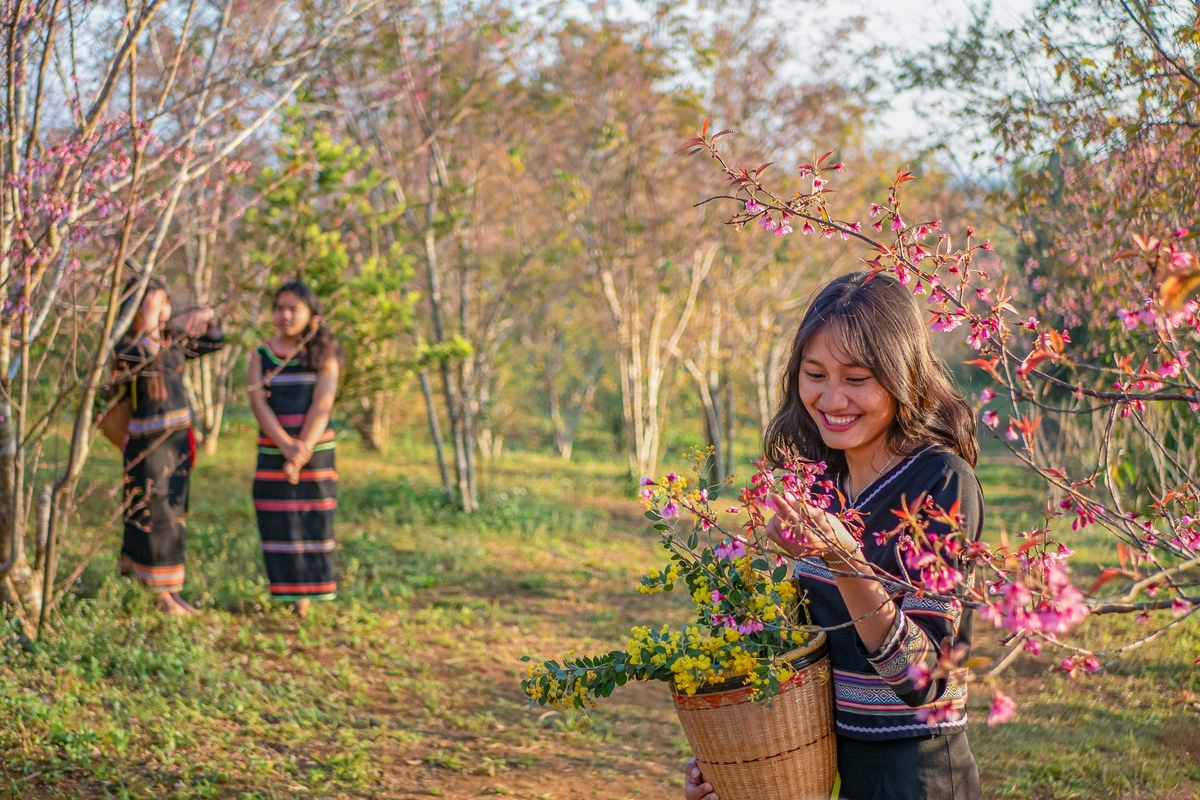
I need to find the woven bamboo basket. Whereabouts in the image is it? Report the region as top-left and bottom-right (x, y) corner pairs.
(672, 629), (835, 800)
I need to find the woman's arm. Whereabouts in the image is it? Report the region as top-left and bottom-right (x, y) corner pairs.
(176, 309), (225, 358)
(295, 356), (339, 456)
(248, 349), (308, 465)
(766, 502), (898, 651)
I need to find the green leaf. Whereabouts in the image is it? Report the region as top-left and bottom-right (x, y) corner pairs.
(687, 531), (699, 549)
(645, 510), (662, 521)
(653, 523), (669, 531)
(751, 558), (769, 571)
(772, 565), (788, 583)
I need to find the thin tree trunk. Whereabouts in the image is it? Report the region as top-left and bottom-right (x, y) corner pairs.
(418, 366), (453, 501)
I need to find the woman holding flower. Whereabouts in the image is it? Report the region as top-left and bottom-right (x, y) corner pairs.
(685, 271), (983, 800)
(112, 275), (224, 615)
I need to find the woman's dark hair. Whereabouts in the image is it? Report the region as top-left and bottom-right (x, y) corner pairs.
(120, 274), (169, 336)
(764, 271), (978, 473)
(273, 280), (344, 371)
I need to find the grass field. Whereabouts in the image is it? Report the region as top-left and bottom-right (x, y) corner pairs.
(0, 419), (1197, 799)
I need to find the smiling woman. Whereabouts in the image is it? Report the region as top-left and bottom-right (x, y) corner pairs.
(685, 271), (985, 800)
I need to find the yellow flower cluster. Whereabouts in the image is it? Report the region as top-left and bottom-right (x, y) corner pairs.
(687, 445), (717, 474)
(637, 563), (682, 594)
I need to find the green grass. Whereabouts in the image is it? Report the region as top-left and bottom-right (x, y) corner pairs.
(0, 427), (1196, 798)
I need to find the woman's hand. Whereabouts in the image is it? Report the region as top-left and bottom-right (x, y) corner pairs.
(278, 438), (312, 468)
(172, 307), (216, 337)
(683, 758), (717, 800)
(765, 492), (861, 563)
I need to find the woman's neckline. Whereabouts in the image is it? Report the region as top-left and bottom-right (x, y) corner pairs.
(266, 338), (302, 359)
(838, 445), (935, 510)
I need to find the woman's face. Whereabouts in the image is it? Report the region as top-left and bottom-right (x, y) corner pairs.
(798, 326), (897, 457)
(139, 289), (171, 334)
(272, 291), (312, 338)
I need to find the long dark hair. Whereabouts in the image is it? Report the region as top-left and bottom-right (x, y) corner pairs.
(764, 271), (979, 473)
(120, 274), (168, 337)
(273, 280), (344, 372)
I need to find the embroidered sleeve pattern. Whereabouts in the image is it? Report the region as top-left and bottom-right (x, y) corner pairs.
(182, 331), (225, 359)
(865, 610), (941, 706)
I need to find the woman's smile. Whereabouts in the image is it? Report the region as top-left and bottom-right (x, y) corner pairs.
(818, 411), (861, 431)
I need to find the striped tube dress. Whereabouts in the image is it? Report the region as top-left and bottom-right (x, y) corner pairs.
(252, 343), (338, 602)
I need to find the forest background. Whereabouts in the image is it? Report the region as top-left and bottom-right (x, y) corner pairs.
(0, 0), (1196, 797)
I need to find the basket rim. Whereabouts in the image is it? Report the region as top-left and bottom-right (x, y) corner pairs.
(676, 627), (828, 697)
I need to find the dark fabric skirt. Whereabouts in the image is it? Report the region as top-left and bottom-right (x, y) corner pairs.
(120, 427), (192, 593)
(253, 439), (337, 601)
(837, 731), (981, 800)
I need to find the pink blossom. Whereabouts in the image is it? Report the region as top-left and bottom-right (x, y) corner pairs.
(759, 215), (774, 232)
(1005, 424), (1020, 441)
(711, 589), (725, 604)
(801, 220), (815, 235)
(869, 204), (882, 218)
(1173, 598), (1193, 616)
(640, 488), (653, 502)
(1159, 360), (1183, 378)
(666, 472), (679, 483)
(737, 619), (764, 636)
(813, 177), (827, 191)
(891, 216), (905, 231)
(774, 221), (793, 237)
(640, 476), (654, 486)
(980, 388), (997, 404)
(987, 693), (1017, 726)
(745, 199), (762, 214)
(1023, 639), (1042, 656)
(982, 410), (1000, 428)
(726, 506), (741, 514)
(662, 501), (680, 518)
(922, 563), (964, 594)
(715, 537), (747, 560)
(907, 663), (931, 690)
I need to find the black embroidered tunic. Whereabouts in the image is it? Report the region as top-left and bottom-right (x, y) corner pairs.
(793, 446), (984, 742)
(113, 331), (224, 592)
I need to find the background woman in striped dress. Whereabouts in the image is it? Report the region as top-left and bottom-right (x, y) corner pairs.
(248, 280), (344, 618)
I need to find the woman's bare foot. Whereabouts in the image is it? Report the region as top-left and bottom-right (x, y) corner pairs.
(156, 592), (188, 616)
(293, 598), (311, 619)
(170, 593), (199, 614)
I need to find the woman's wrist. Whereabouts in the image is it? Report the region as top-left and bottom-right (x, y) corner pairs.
(824, 542), (865, 570)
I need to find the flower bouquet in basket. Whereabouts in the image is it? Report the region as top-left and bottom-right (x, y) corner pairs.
(522, 447), (857, 800)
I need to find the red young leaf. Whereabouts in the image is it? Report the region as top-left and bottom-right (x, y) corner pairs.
(1117, 542), (1128, 570)
(701, 116), (711, 138)
(1017, 347), (1051, 378)
(816, 150), (834, 167)
(712, 129), (735, 141)
(1087, 568), (1122, 596)
(754, 162), (774, 176)
(965, 358), (1002, 381)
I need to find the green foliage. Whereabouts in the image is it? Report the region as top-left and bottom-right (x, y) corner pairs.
(244, 107), (430, 414)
